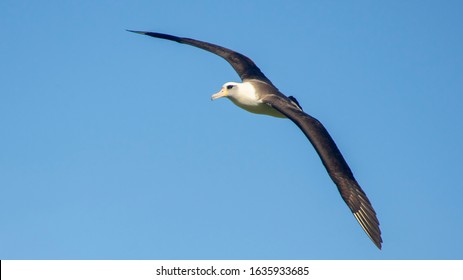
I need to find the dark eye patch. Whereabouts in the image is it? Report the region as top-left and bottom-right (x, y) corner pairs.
(226, 85), (234, 90)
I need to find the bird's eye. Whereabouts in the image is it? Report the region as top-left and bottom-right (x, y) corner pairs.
(226, 85), (234, 90)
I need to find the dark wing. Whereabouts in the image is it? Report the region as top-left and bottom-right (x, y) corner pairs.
(263, 94), (382, 249)
(127, 30), (274, 86)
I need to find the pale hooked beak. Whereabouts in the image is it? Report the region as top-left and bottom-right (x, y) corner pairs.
(211, 87), (228, 101)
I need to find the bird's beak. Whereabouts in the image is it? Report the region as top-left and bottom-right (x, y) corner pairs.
(211, 87), (228, 101)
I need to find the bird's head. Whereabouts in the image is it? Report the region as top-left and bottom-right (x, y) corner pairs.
(211, 82), (240, 100)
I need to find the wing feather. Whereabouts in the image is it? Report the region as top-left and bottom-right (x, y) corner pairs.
(263, 94), (383, 249)
(127, 30), (274, 85)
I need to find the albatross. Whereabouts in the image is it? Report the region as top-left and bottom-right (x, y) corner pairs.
(128, 30), (383, 249)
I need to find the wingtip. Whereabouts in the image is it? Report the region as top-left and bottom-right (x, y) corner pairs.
(352, 206), (383, 250)
(126, 29), (147, 35)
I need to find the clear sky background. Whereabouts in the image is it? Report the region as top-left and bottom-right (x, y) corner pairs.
(1, 0), (462, 260)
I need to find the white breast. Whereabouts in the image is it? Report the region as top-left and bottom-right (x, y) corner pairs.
(227, 82), (286, 118)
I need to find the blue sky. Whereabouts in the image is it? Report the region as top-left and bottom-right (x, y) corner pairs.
(1, 0), (462, 259)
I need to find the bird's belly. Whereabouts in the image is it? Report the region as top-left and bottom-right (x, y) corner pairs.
(230, 98), (286, 118)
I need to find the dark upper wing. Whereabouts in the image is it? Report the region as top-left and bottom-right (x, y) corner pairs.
(127, 30), (274, 86)
(263, 94), (382, 249)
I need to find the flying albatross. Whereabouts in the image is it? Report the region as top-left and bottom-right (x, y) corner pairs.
(128, 30), (382, 249)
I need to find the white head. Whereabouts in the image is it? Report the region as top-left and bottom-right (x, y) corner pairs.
(211, 82), (241, 100)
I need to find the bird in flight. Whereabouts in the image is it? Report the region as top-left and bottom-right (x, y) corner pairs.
(128, 30), (382, 249)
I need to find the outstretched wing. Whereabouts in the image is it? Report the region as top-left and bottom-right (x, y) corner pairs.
(127, 30), (274, 86)
(263, 94), (383, 249)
